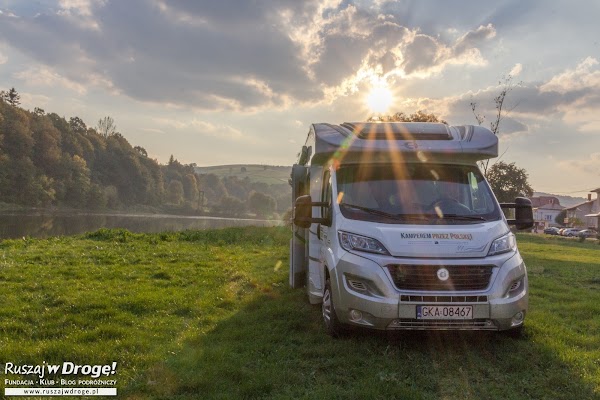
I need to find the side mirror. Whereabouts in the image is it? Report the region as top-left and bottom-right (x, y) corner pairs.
(293, 195), (331, 228)
(293, 195), (313, 228)
(500, 197), (534, 230)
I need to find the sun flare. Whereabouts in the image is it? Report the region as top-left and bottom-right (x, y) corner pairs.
(366, 85), (393, 114)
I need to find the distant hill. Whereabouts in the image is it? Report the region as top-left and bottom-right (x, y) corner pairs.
(533, 192), (587, 208)
(195, 164), (291, 185)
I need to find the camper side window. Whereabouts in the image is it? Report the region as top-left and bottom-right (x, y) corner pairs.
(321, 170), (332, 224)
(469, 171), (488, 211)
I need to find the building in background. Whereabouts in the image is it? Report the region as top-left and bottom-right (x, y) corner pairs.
(564, 189), (600, 228)
(530, 196), (564, 230)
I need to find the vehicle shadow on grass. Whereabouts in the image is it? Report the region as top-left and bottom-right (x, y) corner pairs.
(129, 288), (598, 400)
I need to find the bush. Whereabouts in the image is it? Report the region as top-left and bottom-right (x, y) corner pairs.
(85, 228), (134, 242)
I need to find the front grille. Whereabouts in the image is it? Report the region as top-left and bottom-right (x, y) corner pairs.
(400, 295), (488, 303)
(387, 264), (493, 291)
(390, 318), (497, 331)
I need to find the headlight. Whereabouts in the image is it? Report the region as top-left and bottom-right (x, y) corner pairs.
(338, 231), (389, 255)
(488, 232), (516, 256)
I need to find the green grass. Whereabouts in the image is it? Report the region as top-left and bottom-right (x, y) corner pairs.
(0, 229), (598, 399)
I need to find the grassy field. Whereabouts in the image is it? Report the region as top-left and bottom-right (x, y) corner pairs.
(0, 228), (598, 399)
(194, 165), (290, 185)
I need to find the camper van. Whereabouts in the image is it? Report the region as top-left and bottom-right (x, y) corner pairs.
(290, 122), (533, 336)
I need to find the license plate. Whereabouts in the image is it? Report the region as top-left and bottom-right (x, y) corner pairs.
(417, 305), (473, 320)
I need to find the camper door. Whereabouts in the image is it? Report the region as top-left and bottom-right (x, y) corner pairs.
(289, 164), (309, 289)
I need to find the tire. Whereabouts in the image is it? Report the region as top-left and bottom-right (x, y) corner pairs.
(322, 279), (345, 337)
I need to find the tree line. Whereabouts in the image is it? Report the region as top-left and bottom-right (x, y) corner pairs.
(198, 172), (288, 218)
(0, 88), (284, 218)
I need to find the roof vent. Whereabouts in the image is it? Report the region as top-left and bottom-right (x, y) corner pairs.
(340, 122), (452, 141)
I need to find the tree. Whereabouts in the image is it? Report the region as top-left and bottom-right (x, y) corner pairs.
(69, 116), (87, 134)
(555, 210), (566, 226)
(167, 180), (184, 205)
(247, 191), (276, 217)
(87, 183), (107, 209)
(486, 161), (533, 203)
(368, 110), (448, 124)
(63, 155), (91, 207)
(104, 185), (120, 208)
(182, 173), (199, 203)
(134, 146), (148, 157)
(31, 117), (62, 175)
(0, 88), (21, 107)
(96, 116), (117, 138)
(216, 195), (246, 216)
(168, 154), (181, 167)
(570, 217), (584, 228)
(470, 74), (521, 175)
(30, 175), (56, 207)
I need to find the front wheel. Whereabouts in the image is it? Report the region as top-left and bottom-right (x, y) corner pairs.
(323, 279), (345, 337)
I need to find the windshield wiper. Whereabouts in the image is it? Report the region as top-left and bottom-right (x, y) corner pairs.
(340, 203), (401, 219)
(434, 214), (487, 221)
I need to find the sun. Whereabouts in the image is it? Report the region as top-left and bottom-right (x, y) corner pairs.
(366, 85), (393, 114)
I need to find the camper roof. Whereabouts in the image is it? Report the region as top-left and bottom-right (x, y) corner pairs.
(302, 122), (498, 165)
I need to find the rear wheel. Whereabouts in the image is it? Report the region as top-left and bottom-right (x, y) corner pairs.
(323, 279), (345, 337)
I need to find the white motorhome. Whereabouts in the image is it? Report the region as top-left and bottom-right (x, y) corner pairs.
(290, 122), (533, 336)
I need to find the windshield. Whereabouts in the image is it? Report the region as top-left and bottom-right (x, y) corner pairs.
(336, 163), (501, 224)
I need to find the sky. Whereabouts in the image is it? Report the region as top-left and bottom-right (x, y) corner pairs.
(0, 0), (599, 195)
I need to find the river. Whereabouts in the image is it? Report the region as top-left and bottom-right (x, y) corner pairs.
(0, 212), (283, 239)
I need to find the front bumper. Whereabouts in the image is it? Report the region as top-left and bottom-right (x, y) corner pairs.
(330, 251), (528, 331)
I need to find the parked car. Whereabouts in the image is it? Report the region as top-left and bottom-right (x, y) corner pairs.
(562, 228), (581, 237)
(578, 229), (598, 238)
(544, 227), (560, 235)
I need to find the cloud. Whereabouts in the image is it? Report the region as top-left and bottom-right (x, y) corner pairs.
(0, 50), (6, 64)
(540, 57), (600, 93)
(0, 1), (499, 112)
(18, 92), (52, 109)
(510, 63), (522, 76)
(536, 58), (600, 132)
(57, 0), (107, 30)
(58, 0), (110, 16)
(14, 65), (88, 94)
(559, 153), (600, 177)
(139, 127), (165, 134)
(452, 23), (496, 59)
(442, 56), (600, 137)
(151, 117), (248, 141)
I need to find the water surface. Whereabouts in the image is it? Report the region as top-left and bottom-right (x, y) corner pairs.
(0, 212), (282, 239)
